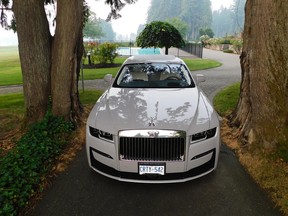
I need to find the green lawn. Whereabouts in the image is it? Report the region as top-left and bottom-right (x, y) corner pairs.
(0, 46), (22, 85)
(0, 92), (25, 135)
(213, 82), (240, 116)
(0, 90), (104, 135)
(0, 90), (103, 109)
(82, 58), (221, 80)
(183, 58), (221, 71)
(0, 46), (221, 86)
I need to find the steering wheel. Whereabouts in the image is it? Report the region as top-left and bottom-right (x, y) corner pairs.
(164, 76), (181, 80)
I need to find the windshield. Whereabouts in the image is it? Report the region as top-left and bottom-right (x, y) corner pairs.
(113, 63), (195, 88)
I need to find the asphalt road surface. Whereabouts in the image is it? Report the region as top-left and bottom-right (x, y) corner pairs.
(31, 49), (282, 216)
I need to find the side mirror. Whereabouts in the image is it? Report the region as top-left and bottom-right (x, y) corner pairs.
(196, 74), (206, 84)
(104, 74), (113, 84)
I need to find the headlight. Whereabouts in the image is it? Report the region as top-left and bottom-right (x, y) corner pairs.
(191, 128), (217, 143)
(89, 127), (114, 142)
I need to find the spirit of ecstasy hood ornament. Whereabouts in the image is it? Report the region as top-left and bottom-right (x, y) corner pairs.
(148, 117), (156, 127)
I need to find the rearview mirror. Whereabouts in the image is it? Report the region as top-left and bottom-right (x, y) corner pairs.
(196, 74), (206, 84)
(104, 74), (113, 84)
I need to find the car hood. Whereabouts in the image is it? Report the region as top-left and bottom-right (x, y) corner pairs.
(89, 87), (211, 134)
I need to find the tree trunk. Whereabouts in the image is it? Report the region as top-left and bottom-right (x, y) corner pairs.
(165, 46), (169, 55)
(233, 0), (288, 149)
(51, 0), (83, 121)
(12, 0), (51, 124)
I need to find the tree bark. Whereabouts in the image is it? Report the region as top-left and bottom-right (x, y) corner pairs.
(233, 0), (288, 149)
(12, 0), (51, 124)
(165, 47), (169, 55)
(51, 0), (83, 121)
(13, 0), (83, 125)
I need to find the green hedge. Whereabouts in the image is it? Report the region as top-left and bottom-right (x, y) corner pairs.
(0, 112), (73, 215)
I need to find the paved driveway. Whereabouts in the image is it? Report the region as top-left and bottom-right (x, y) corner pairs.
(31, 49), (281, 216)
(194, 48), (241, 100)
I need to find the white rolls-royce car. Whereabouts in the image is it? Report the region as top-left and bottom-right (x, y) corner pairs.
(86, 55), (220, 183)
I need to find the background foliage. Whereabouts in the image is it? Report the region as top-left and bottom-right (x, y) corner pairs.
(145, 0), (246, 40)
(212, 0), (245, 37)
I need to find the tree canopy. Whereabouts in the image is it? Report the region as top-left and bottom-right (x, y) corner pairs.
(166, 17), (189, 40)
(146, 0), (245, 39)
(99, 18), (116, 40)
(212, 0), (245, 37)
(199, 27), (214, 38)
(147, 0), (212, 40)
(83, 12), (104, 39)
(136, 21), (185, 55)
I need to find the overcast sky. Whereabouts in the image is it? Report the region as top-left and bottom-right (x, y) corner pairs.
(0, 0), (233, 46)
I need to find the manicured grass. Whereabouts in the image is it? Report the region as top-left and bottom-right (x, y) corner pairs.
(0, 90), (103, 144)
(82, 58), (221, 80)
(0, 90), (103, 135)
(82, 65), (122, 80)
(213, 82), (240, 116)
(183, 58), (222, 71)
(0, 93), (25, 135)
(0, 46), (221, 86)
(0, 46), (22, 86)
(79, 90), (104, 105)
(0, 93), (25, 109)
(0, 90), (103, 109)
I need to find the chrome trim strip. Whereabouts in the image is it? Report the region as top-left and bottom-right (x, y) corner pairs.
(119, 130), (186, 138)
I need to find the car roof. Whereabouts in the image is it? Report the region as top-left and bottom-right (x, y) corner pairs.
(123, 55), (185, 65)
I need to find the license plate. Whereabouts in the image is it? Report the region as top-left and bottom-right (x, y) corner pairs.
(139, 163), (165, 175)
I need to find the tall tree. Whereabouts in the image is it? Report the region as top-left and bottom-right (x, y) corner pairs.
(212, 0), (246, 37)
(233, 0), (288, 150)
(147, 0), (166, 22)
(147, 0), (212, 40)
(83, 12), (104, 39)
(50, 1), (84, 120)
(99, 18), (116, 41)
(230, 0), (245, 34)
(0, 0), (136, 125)
(11, 0), (84, 123)
(212, 7), (234, 37)
(12, 0), (52, 123)
(147, 0), (184, 23)
(166, 17), (189, 40)
(136, 23), (145, 36)
(180, 0), (212, 39)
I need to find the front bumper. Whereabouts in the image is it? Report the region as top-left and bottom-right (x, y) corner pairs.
(86, 128), (220, 183)
(89, 147), (216, 183)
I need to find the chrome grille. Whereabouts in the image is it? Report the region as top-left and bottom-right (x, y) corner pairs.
(119, 130), (185, 161)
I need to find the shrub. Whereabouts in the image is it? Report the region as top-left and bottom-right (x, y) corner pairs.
(199, 28), (214, 38)
(83, 42), (99, 65)
(220, 39), (231, 44)
(114, 41), (135, 47)
(95, 42), (118, 64)
(0, 112), (73, 216)
(199, 35), (210, 47)
(231, 39), (243, 54)
(223, 49), (234, 53)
